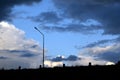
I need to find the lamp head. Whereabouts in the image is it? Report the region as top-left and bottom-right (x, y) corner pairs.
(34, 27), (37, 30)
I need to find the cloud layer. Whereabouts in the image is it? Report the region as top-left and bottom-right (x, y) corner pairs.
(0, 21), (42, 69)
(29, 11), (62, 24)
(45, 54), (108, 67)
(81, 43), (120, 63)
(31, 0), (120, 35)
(0, 0), (41, 21)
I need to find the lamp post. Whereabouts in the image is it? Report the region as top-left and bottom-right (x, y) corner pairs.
(34, 27), (45, 68)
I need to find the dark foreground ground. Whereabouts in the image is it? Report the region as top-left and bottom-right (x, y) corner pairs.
(0, 65), (120, 80)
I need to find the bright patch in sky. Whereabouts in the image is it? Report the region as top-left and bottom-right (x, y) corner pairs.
(106, 62), (115, 65)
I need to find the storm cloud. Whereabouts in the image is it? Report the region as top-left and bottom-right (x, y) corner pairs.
(40, 19), (102, 34)
(50, 0), (120, 35)
(0, 0), (41, 21)
(51, 55), (81, 62)
(29, 11), (62, 24)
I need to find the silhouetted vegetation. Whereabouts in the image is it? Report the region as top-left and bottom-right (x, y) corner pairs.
(0, 61), (120, 80)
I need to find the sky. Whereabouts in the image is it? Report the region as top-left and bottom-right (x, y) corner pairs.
(0, 0), (120, 69)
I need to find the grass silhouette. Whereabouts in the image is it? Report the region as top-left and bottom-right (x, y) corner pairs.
(0, 63), (120, 80)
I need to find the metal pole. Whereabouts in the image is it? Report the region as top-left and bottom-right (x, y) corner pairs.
(43, 34), (44, 68)
(34, 27), (44, 68)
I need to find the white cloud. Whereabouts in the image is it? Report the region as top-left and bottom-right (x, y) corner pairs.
(75, 56), (107, 66)
(44, 60), (63, 67)
(106, 62), (115, 65)
(0, 21), (43, 69)
(79, 42), (120, 64)
(84, 46), (112, 54)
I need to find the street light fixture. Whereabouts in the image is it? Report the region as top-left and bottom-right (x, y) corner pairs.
(34, 27), (45, 68)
